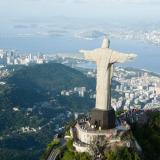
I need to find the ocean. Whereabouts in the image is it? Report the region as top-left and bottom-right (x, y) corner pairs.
(0, 35), (159, 74)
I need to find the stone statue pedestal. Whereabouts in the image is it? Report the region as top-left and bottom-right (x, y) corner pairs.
(90, 108), (116, 130)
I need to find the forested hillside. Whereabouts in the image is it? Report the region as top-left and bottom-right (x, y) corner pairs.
(0, 63), (95, 160)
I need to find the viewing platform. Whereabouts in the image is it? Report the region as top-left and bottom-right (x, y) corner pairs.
(71, 117), (131, 152)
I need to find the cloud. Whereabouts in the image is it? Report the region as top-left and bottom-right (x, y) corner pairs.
(0, 0), (159, 21)
(71, 0), (160, 5)
(7, 0), (160, 5)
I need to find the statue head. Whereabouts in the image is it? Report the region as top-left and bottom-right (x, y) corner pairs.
(101, 38), (110, 49)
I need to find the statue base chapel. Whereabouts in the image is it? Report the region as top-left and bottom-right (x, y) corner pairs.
(91, 108), (115, 130)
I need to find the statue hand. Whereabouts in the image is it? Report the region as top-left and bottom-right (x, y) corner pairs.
(128, 54), (137, 60)
(79, 49), (86, 53)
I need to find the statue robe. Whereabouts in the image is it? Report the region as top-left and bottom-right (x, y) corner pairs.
(81, 48), (136, 110)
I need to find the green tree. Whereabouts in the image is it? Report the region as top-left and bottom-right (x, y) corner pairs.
(132, 112), (160, 160)
(62, 150), (76, 160)
(104, 151), (117, 160)
(66, 139), (74, 151)
(105, 148), (140, 160)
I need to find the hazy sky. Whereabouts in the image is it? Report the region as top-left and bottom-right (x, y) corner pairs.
(0, 0), (160, 22)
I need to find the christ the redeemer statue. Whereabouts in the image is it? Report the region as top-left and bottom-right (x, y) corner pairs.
(80, 38), (137, 129)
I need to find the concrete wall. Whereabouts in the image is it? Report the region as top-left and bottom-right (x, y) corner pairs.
(73, 142), (89, 153)
(75, 124), (117, 144)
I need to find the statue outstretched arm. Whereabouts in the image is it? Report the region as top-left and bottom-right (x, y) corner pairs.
(80, 49), (97, 61)
(110, 50), (137, 64)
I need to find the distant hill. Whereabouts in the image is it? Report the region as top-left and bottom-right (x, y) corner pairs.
(6, 63), (95, 107)
(7, 62), (95, 91)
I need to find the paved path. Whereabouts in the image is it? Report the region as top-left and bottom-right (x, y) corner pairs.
(46, 139), (66, 160)
(47, 148), (61, 160)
